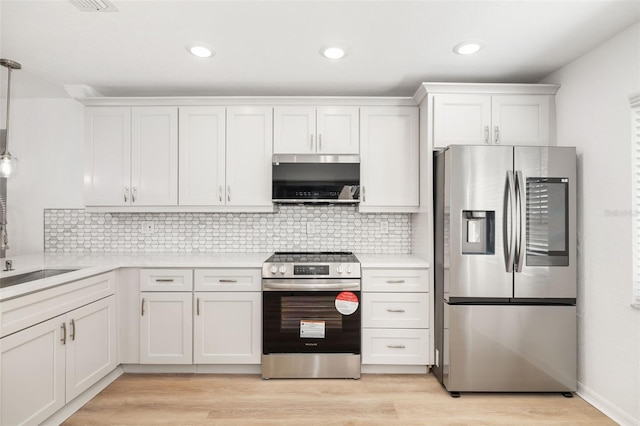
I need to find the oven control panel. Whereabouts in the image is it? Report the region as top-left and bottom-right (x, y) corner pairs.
(262, 262), (361, 279)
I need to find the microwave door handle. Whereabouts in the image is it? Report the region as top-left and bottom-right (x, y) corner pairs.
(504, 171), (516, 272)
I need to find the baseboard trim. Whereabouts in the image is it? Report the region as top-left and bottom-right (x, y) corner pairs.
(41, 366), (124, 426)
(362, 364), (429, 374)
(122, 364), (261, 374)
(577, 381), (639, 426)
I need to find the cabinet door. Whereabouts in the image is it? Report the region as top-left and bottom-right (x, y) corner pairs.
(84, 107), (131, 206)
(131, 107), (178, 205)
(433, 94), (492, 148)
(360, 106), (419, 211)
(65, 296), (117, 401)
(273, 106), (316, 154)
(492, 95), (550, 146)
(193, 292), (261, 364)
(140, 292), (192, 364)
(226, 106), (273, 206)
(0, 316), (66, 426)
(179, 107), (226, 205)
(316, 106), (359, 154)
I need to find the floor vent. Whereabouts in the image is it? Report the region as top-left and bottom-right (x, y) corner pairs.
(70, 0), (118, 12)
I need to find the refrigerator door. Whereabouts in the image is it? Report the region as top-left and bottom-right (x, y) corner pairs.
(443, 303), (577, 392)
(514, 146), (576, 299)
(446, 145), (514, 299)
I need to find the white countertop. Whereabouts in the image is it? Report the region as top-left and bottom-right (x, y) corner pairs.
(0, 251), (429, 301)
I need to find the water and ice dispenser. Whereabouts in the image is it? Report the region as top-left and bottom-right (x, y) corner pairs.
(461, 210), (495, 255)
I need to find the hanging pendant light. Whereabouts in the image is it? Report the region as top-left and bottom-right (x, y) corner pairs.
(0, 59), (21, 178)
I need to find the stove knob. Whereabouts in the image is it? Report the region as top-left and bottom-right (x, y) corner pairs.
(279, 265), (287, 274)
(346, 264), (352, 274)
(270, 265), (278, 275)
(336, 265), (344, 274)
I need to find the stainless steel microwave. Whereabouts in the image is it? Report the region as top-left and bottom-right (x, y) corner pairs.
(272, 154), (360, 204)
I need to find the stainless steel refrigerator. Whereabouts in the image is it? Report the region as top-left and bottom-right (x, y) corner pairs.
(433, 145), (576, 395)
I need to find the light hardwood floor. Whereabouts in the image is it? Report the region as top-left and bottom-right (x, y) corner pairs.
(63, 373), (613, 425)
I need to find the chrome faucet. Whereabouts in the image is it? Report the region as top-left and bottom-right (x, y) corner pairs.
(4, 259), (13, 271)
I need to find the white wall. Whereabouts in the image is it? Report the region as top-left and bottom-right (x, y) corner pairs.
(6, 98), (84, 254)
(542, 23), (640, 425)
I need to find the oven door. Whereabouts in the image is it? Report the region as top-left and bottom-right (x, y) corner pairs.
(262, 280), (361, 354)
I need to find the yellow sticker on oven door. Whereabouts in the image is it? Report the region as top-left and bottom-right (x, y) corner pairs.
(335, 291), (359, 315)
(300, 320), (325, 338)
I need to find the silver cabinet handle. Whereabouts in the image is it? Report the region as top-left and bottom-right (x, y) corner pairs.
(219, 279), (237, 283)
(386, 309), (406, 313)
(141, 298), (145, 316)
(227, 186), (231, 202)
(362, 186), (366, 202)
(494, 126), (500, 144)
(70, 319), (76, 341)
(386, 280), (405, 284)
(196, 297), (200, 316)
(124, 186), (130, 202)
(132, 186), (137, 202)
(310, 134), (314, 151)
(387, 344), (406, 349)
(61, 322), (67, 345)
(318, 134), (322, 151)
(484, 126), (490, 144)
(218, 186), (222, 202)
(155, 278), (175, 283)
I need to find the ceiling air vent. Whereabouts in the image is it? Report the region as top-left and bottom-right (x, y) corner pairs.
(70, 0), (118, 12)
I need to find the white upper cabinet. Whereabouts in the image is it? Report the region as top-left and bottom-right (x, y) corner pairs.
(84, 107), (131, 206)
(360, 106), (419, 212)
(85, 106), (178, 206)
(178, 107), (226, 206)
(226, 106), (273, 207)
(131, 107), (179, 205)
(273, 106), (359, 154)
(179, 106), (273, 208)
(432, 92), (552, 148)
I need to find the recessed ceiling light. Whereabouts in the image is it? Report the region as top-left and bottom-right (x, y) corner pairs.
(453, 41), (483, 55)
(321, 46), (346, 60)
(188, 43), (214, 58)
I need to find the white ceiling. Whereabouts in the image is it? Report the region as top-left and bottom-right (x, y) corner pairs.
(1, 0), (639, 98)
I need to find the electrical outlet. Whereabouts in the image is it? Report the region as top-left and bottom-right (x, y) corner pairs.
(306, 222), (316, 235)
(379, 220), (389, 234)
(140, 221), (155, 234)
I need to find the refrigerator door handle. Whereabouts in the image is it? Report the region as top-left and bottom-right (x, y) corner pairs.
(515, 170), (526, 272)
(504, 171), (516, 272)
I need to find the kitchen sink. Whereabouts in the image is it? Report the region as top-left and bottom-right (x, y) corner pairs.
(0, 269), (79, 289)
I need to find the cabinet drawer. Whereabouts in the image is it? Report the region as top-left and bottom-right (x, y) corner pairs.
(362, 293), (429, 328)
(194, 269), (261, 292)
(140, 269), (193, 291)
(362, 268), (428, 292)
(1, 272), (116, 338)
(362, 328), (429, 365)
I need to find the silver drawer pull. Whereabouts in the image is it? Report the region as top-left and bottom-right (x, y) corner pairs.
(218, 279), (238, 283)
(386, 279), (406, 284)
(155, 279), (175, 282)
(387, 309), (406, 313)
(387, 344), (406, 349)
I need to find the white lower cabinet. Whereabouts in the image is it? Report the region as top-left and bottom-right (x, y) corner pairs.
(362, 328), (429, 365)
(136, 268), (261, 365)
(0, 295), (117, 426)
(362, 268), (430, 366)
(193, 292), (261, 364)
(139, 292), (193, 364)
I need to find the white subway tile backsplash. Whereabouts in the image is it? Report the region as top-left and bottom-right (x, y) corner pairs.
(44, 206), (411, 253)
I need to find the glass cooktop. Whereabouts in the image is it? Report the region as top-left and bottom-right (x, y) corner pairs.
(266, 251), (359, 264)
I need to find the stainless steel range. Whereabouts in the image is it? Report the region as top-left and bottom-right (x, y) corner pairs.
(261, 252), (361, 379)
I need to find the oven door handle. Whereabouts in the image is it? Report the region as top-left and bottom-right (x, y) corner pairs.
(262, 281), (361, 291)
